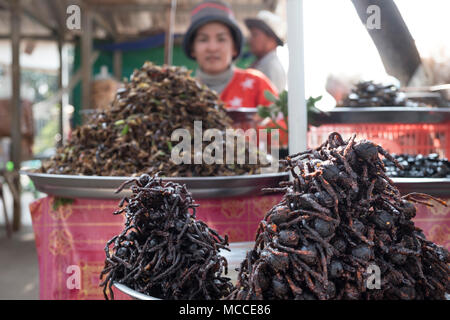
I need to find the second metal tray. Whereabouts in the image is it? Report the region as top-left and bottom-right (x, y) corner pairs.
(22, 171), (289, 199)
(391, 177), (450, 197)
(113, 241), (253, 300)
(311, 107), (450, 124)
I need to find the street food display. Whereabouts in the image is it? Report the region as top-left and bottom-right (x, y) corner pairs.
(39, 62), (265, 177)
(104, 133), (449, 300)
(12, 0), (450, 305)
(26, 62), (450, 301)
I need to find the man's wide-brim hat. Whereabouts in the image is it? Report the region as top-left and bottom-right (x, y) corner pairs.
(183, 0), (244, 60)
(245, 10), (286, 46)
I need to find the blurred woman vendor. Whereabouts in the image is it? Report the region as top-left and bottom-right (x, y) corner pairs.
(183, 0), (278, 110)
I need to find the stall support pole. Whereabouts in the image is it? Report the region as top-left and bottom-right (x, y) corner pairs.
(286, 0), (307, 156)
(113, 49), (122, 81)
(81, 5), (93, 112)
(57, 36), (64, 146)
(10, 0), (22, 231)
(164, 0), (177, 65)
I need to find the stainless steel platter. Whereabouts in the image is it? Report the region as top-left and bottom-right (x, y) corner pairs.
(113, 282), (161, 300)
(392, 177), (450, 197)
(22, 171), (289, 199)
(113, 241), (253, 300)
(311, 107), (450, 124)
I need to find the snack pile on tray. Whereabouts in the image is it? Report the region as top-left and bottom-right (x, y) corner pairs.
(227, 132), (449, 300)
(39, 62), (265, 177)
(338, 81), (416, 107)
(100, 174), (234, 300)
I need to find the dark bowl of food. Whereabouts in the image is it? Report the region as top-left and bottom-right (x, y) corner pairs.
(226, 108), (257, 130)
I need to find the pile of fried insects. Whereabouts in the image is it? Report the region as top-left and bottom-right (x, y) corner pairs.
(40, 62), (264, 177)
(228, 132), (449, 300)
(100, 173), (233, 300)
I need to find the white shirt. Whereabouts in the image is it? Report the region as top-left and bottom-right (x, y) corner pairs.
(252, 49), (286, 92)
(195, 64), (235, 94)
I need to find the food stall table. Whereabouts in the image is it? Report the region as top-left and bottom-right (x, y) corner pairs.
(29, 194), (283, 299)
(26, 173), (450, 300)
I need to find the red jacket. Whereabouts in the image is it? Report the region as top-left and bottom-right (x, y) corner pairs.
(220, 67), (278, 109)
(219, 67), (288, 148)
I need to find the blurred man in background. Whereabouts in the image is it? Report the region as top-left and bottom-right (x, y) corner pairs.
(245, 10), (287, 92)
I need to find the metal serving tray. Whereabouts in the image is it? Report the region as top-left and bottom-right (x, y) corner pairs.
(113, 241), (253, 300)
(392, 177), (450, 197)
(22, 171), (289, 199)
(311, 107), (450, 124)
(113, 283), (161, 300)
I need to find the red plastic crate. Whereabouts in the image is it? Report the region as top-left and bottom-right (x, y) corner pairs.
(308, 122), (450, 158)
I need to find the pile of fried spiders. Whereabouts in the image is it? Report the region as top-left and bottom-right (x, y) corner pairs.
(101, 132), (450, 300)
(100, 173), (233, 300)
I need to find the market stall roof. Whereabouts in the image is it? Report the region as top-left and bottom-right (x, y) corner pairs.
(0, 0), (280, 41)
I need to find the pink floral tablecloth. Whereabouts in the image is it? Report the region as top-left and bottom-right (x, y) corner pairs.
(411, 198), (450, 250)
